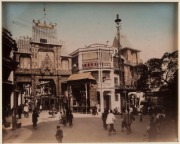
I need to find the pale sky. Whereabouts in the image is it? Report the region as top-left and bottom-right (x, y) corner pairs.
(2, 2), (178, 62)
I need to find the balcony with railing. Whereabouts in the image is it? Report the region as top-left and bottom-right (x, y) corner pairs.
(114, 84), (137, 90)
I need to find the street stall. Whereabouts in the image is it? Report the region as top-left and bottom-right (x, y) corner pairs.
(67, 72), (97, 114)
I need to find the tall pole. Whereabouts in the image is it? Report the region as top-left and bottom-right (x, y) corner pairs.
(12, 71), (17, 130)
(115, 14), (122, 90)
(115, 14), (122, 113)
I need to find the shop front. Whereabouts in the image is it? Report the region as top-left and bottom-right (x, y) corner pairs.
(67, 72), (97, 113)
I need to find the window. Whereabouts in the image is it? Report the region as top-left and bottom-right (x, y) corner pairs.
(114, 77), (118, 85)
(40, 38), (47, 43)
(115, 94), (118, 101)
(62, 60), (69, 70)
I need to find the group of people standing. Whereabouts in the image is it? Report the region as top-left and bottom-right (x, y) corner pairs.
(145, 109), (167, 141)
(102, 108), (136, 135)
(59, 109), (74, 127)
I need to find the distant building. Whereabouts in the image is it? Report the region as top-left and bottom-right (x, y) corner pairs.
(70, 42), (141, 113)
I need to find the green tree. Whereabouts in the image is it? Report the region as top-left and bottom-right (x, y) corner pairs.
(136, 63), (149, 91)
(161, 51), (178, 86)
(137, 51), (178, 91)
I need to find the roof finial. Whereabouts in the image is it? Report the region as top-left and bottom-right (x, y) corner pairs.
(44, 3), (46, 17)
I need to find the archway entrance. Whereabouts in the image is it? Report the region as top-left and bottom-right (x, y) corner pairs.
(35, 79), (58, 110)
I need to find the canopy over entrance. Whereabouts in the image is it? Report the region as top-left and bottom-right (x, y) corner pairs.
(67, 72), (97, 113)
(67, 72), (96, 82)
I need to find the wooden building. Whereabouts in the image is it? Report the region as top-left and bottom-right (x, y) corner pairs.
(2, 27), (18, 118)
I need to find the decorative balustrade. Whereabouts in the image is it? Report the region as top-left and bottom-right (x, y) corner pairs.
(15, 68), (72, 75)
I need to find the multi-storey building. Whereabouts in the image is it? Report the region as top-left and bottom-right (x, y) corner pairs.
(14, 19), (72, 109)
(2, 27), (18, 118)
(70, 42), (141, 113)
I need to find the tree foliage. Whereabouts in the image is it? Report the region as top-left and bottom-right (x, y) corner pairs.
(161, 51), (178, 86)
(137, 51), (178, 91)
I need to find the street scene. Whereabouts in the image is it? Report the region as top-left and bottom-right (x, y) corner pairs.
(3, 110), (177, 143)
(2, 2), (178, 143)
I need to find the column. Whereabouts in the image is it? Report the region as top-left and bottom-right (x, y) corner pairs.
(10, 92), (14, 109)
(100, 90), (104, 113)
(55, 48), (58, 70)
(69, 58), (72, 71)
(18, 93), (21, 106)
(98, 70), (101, 83)
(85, 83), (88, 114)
(58, 76), (61, 96)
(110, 69), (114, 87)
(119, 93), (122, 113)
(54, 78), (59, 96)
(110, 90), (115, 110)
(31, 75), (35, 97)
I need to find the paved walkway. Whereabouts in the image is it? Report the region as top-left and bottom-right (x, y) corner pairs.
(2, 111), (101, 143)
(2, 111), (178, 143)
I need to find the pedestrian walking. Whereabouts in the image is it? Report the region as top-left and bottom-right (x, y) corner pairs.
(148, 118), (158, 141)
(96, 103), (100, 114)
(17, 105), (23, 119)
(106, 110), (116, 135)
(24, 103), (29, 118)
(32, 109), (39, 130)
(59, 111), (63, 124)
(62, 111), (67, 126)
(39, 104), (42, 113)
(124, 110), (135, 134)
(101, 108), (108, 130)
(55, 125), (63, 143)
(121, 110), (127, 132)
(67, 111), (73, 127)
(139, 110), (143, 122)
(92, 106), (97, 115)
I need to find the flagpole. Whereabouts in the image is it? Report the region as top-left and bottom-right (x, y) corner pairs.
(44, 3), (46, 17)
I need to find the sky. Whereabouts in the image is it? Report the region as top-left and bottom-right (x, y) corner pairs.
(2, 2), (178, 62)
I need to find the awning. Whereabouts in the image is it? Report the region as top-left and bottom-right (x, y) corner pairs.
(67, 72), (96, 81)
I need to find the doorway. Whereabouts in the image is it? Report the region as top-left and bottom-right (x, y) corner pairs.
(104, 95), (110, 110)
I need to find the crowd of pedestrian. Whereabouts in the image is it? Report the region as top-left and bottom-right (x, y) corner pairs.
(3, 100), (176, 143)
(2, 102), (42, 131)
(100, 105), (175, 142)
(145, 108), (168, 141)
(117, 105), (174, 142)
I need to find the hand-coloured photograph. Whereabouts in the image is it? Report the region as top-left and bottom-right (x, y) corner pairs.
(2, 1), (178, 143)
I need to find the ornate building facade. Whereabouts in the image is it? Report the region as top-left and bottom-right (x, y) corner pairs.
(14, 19), (72, 109)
